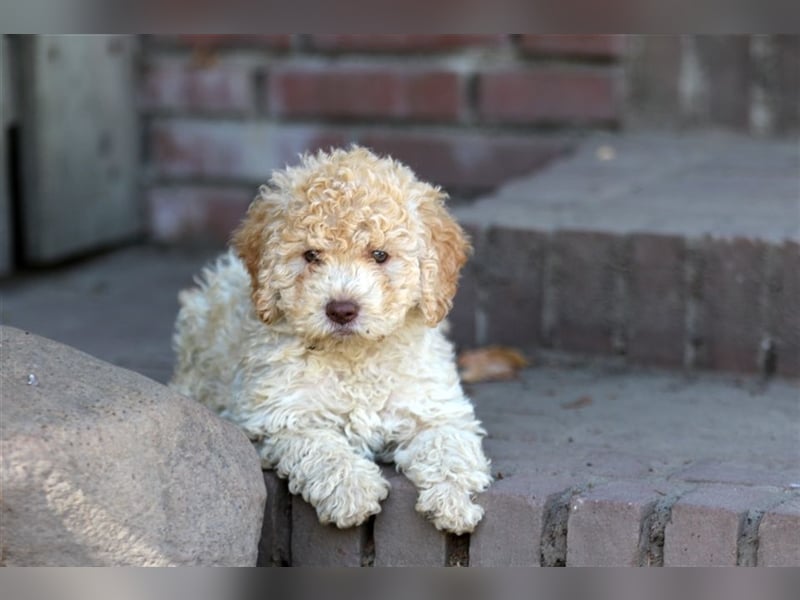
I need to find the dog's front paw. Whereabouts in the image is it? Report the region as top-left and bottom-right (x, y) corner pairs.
(416, 482), (484, 534)
(314, 463), (390, 529)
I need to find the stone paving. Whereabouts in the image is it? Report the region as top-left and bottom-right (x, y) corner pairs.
(265, 356), (799, 567)
(2, 243), (798, 566)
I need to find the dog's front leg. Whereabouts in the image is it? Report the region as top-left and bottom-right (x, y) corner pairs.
(259, 429), (390, 529)
(393, 423), (492, 534)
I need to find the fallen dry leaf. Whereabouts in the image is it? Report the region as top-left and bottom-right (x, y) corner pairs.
(457, 346), (528, 383)
(561, 395), (593, 410)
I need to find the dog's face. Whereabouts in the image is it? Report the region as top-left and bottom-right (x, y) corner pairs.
(233, 146), (470, 342)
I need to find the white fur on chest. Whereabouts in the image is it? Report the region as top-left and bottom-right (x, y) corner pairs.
(229, 301), (464, 461)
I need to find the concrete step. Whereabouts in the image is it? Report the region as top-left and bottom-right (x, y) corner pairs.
(260, 357), (800, 567)
(451, 132), (800, 377)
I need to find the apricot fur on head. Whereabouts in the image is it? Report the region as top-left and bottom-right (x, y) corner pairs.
(232, 145), (471, 339)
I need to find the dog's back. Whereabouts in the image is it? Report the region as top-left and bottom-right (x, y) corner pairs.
(170, 251), (255, 413)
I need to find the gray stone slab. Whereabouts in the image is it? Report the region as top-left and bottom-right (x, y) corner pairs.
(455, 132), (800, 243)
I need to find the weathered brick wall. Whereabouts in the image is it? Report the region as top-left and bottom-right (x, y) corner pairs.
(140, 34), (625, 242)
(140, 34), (799, 243)
(627, 35), (800, 133)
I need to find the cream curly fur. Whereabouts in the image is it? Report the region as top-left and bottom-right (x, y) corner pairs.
(170, 146), (491, 534)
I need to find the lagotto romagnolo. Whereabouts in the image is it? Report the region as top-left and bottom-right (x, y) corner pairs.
(170, 146), (492, 533)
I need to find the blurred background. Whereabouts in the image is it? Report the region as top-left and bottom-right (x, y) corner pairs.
(1, 34), (798, 268)
(1, 34), (798, 381)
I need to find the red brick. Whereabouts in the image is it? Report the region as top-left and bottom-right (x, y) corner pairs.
(373, 468), (448, 566)
(566, 481), (661, 566)
(140, 59), (255, 113)
(471, 485), (542, 566)
(694, 37), (751, 129)
(149, 119), (349, 181)
(757, 497), (800, 567)
(290, 495), (367, 566)
(480, 227), (548, 348)
(700, 237), (767, 373)
(520, 35), (626, 58)
(625, 36), (684, 127)
(257, 471), (291, 566)
(663, 484), (781, 566)
(772, 241), (800, 377)
(358, 130), (570, 194)
(147, 185), (252, 242)
(627, 234), (686, 366)
(549, 230), (617, 355)
(174, 34), (292, 50)
(310, 35), (506, 52)
(470, 474), (574, 567)
(478, 68), (621, 124)
(268, 65), (464, 122)
(149, 120), (569, 195)
(776, 36), (800, 129)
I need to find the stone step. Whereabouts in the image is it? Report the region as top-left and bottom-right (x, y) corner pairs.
(1, 141), (797, 567)
(260, 358), (800, 567)
(450, 132), (800, 377)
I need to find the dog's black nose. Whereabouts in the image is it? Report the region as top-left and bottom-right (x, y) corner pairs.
(326, 300), (359, 325)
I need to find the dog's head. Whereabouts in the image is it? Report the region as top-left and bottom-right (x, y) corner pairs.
(232, 146), (470, 342)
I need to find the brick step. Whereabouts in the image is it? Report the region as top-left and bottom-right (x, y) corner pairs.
(259, 360), (800, 567)
(450, 132), (800, 377)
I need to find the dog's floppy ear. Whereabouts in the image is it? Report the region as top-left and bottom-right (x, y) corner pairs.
(232, 188), (282, 324)
(417, 187), (471, 327)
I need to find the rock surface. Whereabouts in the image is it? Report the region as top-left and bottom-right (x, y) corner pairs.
(0, 326), (266, 566)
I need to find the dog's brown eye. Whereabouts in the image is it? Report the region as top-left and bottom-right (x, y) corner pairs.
(372, 250), (389, 264)
(303, 250), (321, 264)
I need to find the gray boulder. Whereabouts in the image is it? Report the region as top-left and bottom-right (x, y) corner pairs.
(0, 326), (266, 566)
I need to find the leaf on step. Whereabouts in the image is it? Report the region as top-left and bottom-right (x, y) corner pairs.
(457, 346), (528, 383)
(561, 395), (593, 410)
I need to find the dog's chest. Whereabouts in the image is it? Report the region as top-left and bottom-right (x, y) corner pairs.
(311, 356), (410, 455)
(321, 359), (394, 425)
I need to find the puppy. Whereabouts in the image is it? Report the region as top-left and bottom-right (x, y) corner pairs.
(171, 146), (491, 533)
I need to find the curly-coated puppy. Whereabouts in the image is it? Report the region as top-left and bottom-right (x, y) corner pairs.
(171, 146), (491, 533)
